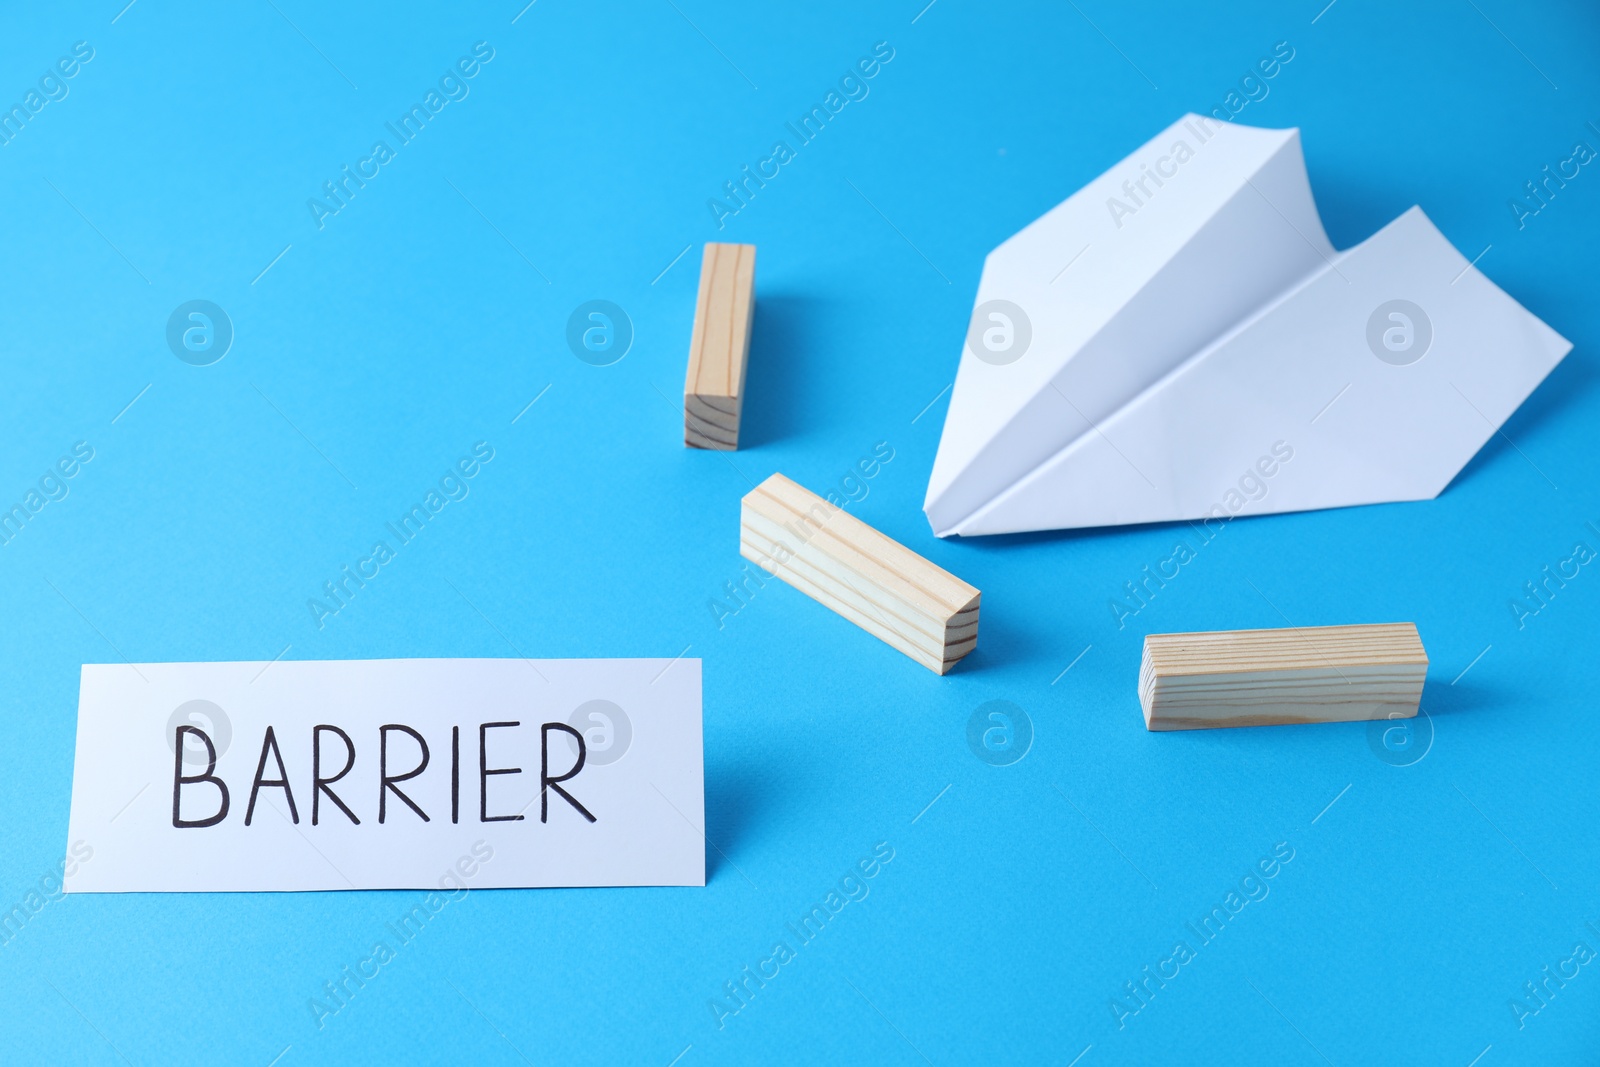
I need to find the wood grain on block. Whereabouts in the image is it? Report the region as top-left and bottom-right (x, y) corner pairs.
(740, 473), (980, 674)
(684, 242), (756, 450)
(1140, 623), (1427, 731)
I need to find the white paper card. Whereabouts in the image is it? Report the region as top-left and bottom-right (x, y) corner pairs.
(65, 658), (704, 892)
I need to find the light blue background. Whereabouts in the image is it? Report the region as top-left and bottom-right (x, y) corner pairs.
(1, 0), (1596, 1063)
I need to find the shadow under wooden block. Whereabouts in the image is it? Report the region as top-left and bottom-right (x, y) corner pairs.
(685, 242), (755, 450)
(740, 473), (980, 674)
(1139, 622), (1428, 730)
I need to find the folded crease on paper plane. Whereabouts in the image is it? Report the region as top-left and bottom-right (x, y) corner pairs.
(924, 113), (1572, 537)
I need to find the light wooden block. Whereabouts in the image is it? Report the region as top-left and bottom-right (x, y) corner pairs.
(740, 474), (979, 674)
(1140, 623), (1427, 731)
(684, 242), (756, 450)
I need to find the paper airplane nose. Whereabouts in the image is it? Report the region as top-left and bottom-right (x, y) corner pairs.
(924, 114), (1571, 537)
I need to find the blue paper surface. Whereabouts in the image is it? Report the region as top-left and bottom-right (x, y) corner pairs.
(1, 1), (1596, 1063)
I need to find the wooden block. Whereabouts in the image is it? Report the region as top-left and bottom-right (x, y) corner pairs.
(684, 243), (756, 450)
(740, 474), (980, 674)
(1140, 623), (1427, 731)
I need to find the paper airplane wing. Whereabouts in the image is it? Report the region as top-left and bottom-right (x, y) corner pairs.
(924, 114), (1572, 537)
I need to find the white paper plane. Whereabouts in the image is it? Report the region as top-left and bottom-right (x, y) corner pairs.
(925, 114), (1571, 537)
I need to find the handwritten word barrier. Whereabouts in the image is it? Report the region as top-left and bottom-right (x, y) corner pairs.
(66, 659), (704, 892)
